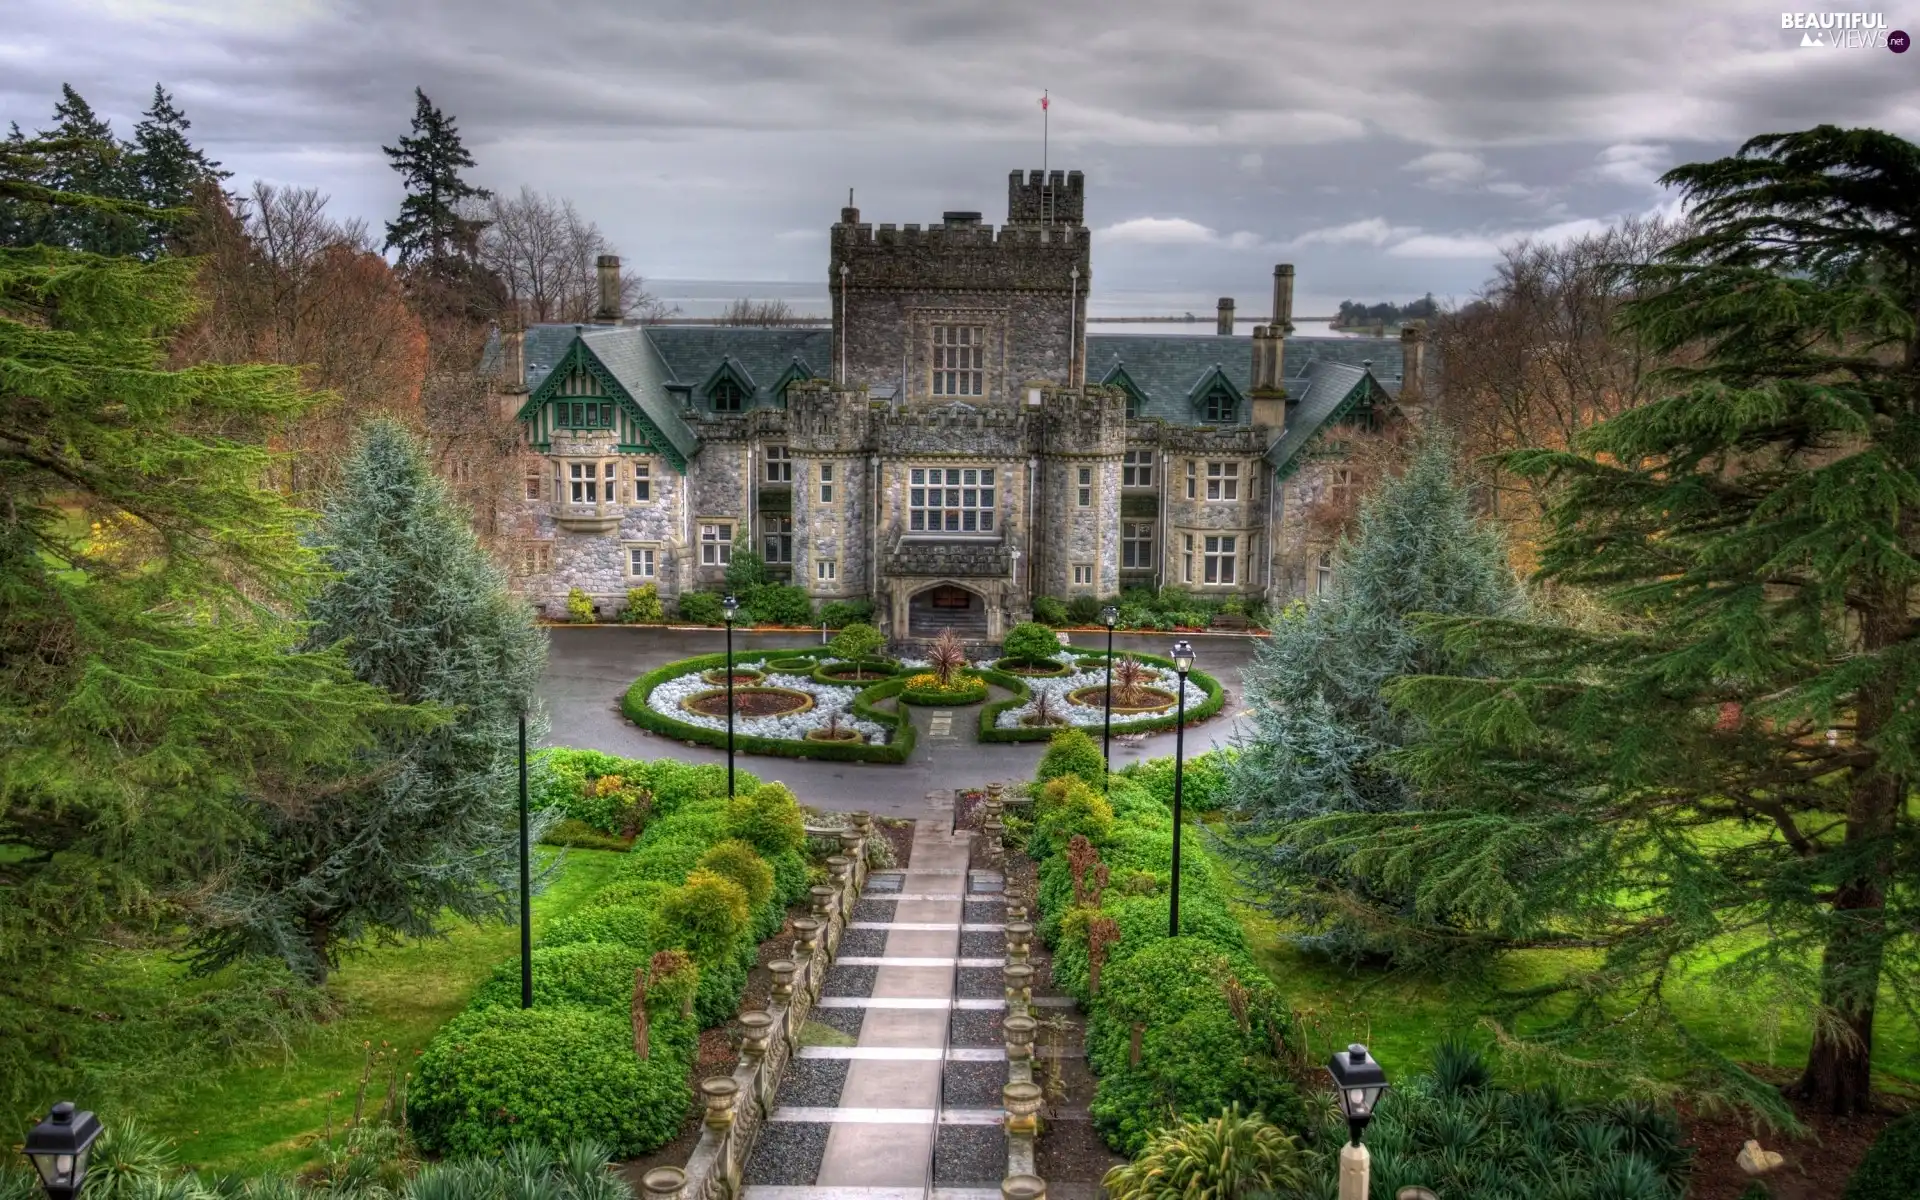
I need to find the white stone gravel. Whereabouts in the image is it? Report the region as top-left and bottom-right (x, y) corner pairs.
(647, 665), (889, 743)
(992, 661), (1207, 730)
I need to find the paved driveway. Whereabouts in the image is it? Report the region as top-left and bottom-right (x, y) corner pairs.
(539, 626), (1265, 816)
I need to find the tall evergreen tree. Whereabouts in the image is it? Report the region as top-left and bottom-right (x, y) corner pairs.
(1287, 127), (1920, 1117)
(0, 138), (409, 1106)
(189, 421), (547, 985)
(129, 84), (225, 255)
(1225, 432), (1520, 960)
(382, 88), (491, 272)
(30, 85), (144, 254)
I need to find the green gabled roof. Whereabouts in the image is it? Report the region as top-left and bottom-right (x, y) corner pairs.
(1184, 362), (1245, 416)
(698, 355), (758, 400)
(1265, 360), (1375, 478)
(518, 326), (701, 467)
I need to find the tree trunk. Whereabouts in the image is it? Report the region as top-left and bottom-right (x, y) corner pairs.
(305, 916), (332, 988)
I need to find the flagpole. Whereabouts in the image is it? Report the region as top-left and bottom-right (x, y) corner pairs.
(1041, 90), (1050, 225)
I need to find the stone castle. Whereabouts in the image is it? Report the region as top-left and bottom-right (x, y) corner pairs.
(485, 169), (1426, 640)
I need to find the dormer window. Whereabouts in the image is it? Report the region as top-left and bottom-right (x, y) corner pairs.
(709, 378), (747, 413)
(1203, 387), (1237, 423)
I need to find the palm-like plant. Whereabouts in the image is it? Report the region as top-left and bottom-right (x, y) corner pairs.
(1112, 655), (1153, 707)
(928, 629), (967, 687)
(1102, 1104), (1307, 1199)
(1026, 689), (1066, 727)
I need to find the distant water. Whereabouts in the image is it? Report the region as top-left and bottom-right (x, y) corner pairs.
(642, 279), (1362, 338)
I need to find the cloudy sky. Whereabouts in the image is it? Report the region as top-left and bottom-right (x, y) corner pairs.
(5, 0), (1913, 317)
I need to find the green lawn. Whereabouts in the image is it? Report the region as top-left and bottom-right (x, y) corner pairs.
(141, 848), (625, 1175)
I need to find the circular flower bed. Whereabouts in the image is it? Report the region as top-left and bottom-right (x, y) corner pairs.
(700, 666), (766, 686)
(635, 656), (896, 753)
(1066, 684), (1177, 714)
(804, 726), (865, 744)
(680, 686), (814, 719)
(993, 661), (1209, 731)
(764, 656), (817, 673)
(812, 658), (901, 684)
(899, 672), (989, 706)
(993, 656), (1071, 677)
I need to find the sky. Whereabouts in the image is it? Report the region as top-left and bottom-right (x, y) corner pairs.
(4, 0), (1914, 318)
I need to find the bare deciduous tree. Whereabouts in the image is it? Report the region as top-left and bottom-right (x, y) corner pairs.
(476, 186), (665, 324)
(719, 297), (802, 326)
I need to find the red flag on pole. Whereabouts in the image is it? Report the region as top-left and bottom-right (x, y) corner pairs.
(1040, 92), (1049, 110)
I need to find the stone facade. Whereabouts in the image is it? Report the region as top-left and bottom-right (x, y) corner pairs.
(490, 168), (1416, 636)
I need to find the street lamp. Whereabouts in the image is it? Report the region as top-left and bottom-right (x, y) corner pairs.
(517, 700), (532, 1008)
(22, 1103), (102, 1200)
(722, 593), (739, 797)
(1099, 605), (1119, 789)
(1328, 1043), (1390, 1200)
(1168, 638), (1194, 937)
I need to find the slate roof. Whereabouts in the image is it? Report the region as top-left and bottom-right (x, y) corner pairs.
(644, 326), (830, 407)
(1082, 333), (1404, 426)
(1263, 360), (1372, 474)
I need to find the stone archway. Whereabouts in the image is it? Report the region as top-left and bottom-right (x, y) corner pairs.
(906, 581), (989, 638)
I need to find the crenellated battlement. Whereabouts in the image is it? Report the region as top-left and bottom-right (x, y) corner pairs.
(829, 219), (1088, 294)
(834, 222), (1085, 249)
(1038, 384), (1126, 457)
(784, 381), (873, 453)
(875, 401), (1030, 458)
(1007, 170), (1085, 226)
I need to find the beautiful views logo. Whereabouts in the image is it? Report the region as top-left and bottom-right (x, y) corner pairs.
(1781, 11), (1901, 47)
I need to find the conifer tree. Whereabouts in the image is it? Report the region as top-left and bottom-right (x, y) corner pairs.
(382, 88), (491, 272)
(31, 84), (143, 254)
(1288, 127), (1920, 1117)
(1, 140), (408, 1102)
(189, 421), (548, 984)
(129, 84), (225, 255)
(1225, 432), (1520, 959)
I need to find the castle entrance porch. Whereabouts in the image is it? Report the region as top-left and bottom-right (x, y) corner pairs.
(906, 582), (989, 639)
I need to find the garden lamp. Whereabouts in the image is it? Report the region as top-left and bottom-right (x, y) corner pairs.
(1100, 605), (1120, 789)
(23, 1103), (102, 1200)
(1167, 638), (1194, 936)
(722, 593), (739, 796)
(1327, 1043), (1390, 1145)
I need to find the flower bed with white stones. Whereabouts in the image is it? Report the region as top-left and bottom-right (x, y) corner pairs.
(976, 652), (1227, 743)
(622, 651), (916, 763)
(991, 662), (1208, 730)
(648, 665), (885, 741)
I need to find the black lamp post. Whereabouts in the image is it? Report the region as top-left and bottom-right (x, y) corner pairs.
(1099, 605), (1119, 789)
(1167, 638), (1194, 938)
(1327, 1043), (1390, 1146)
(722, 593), (739, 797)
(518, 702), (532, 1008)
(22, 1103), (102, 1200)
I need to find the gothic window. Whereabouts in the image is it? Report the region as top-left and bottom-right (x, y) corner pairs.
(762, 514), (793, 563)
(909, 466), (996, 533)
(1122, 450), (1154, 488)
(1122, 521), (1154, 569)
(1204, 535), (1237, 585)
(932, 325), (985, 397)
(1206, 461), (1240, 501)
(1203, 386), (1237, 423)
(765, 446), (792, 482)
(709, 379), (746, 413)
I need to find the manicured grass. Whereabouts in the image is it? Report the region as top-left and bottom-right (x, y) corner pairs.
(142, 848), (625, 1175)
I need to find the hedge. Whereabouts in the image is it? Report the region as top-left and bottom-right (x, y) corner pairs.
(977, 651), (1227, 742)
(809, 658), (903, 686)
(620, 651), (914, 763)
(899, 673), (989, 706)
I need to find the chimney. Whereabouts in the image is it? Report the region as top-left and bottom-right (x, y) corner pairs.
(1400, 322), (1426, 402)
(1250, 324), (1287, 430)
(1271, 264), (1295, 333)
(1216, 297), (1235, 336)
(595, 255), (622, 323)
(501, 328), (525, 393)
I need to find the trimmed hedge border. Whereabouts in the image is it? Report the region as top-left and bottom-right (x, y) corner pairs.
(899, 674), (989, 706)
(810, 658), (902, 686)
(621, 651), (915, 764)
(977, 651), (1226, 743)
(993, 656), (1071, 677)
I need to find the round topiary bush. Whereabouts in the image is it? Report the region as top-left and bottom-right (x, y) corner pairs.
(652, 868), (751, 963)
(725, 782), (808, 856)
(765, 655), (819, 673)
(1003, 620), (1065, 665)
(697, 838), (776, 911)
(411, 1006), (689, 1157)
(1037, 727), (1108, 790)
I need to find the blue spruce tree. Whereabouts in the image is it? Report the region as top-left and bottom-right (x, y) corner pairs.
(1225, 431), (1520, 961)
(190, 421), (548, 983)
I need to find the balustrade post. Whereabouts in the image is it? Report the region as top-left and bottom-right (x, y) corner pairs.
(639, 1167), (686, 1200)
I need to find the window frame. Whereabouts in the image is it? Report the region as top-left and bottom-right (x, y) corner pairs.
(625, 544), (657, 579)
(521, 542), (553, 576)
(907, 465), (998, 535)
(708, 379), (747, 413)
(817, 559), (837, 582)
(1072, 563), (1093, 587)
(1316, 551), (1335, 595)
(699, 522), (734, 566)
(1185, 459), (1197, 500)
(1203, 534), (1238, 585)
(632, 460), (651, 503)
(1122, 449), (1154, 488)
(762, 513), (794, 564)
(524, 467), (542, 501)
(1122, 520), (1154, 570)
(819, 461), (835, 505)
(1076, 465), (1092, 508)
(764, 445), (792, 483)
(1182, 533), (1194, 584)
(1205, 460), (1240, 502)
(555, 399), (616, 429)
(1203, 388), (1236, 423)
(931, 324), (986, 398)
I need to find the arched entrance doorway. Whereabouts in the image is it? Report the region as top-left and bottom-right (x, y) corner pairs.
(908, 582), (987, 638)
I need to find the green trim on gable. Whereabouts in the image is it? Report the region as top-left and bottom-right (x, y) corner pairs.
(698, 357), (758, 412)
(770, 358), (816, 409)
(1099, 362), (1150, 417)
(1185, 364), (1245, 423)
(1273, 374), (1375, 482)
(518, 339), (690, 472)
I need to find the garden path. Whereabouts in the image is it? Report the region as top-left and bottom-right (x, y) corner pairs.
(742, 796), (1016, 1200)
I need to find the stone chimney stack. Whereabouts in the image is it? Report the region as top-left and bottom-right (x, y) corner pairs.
(1250, 322), (1288, 430)
(1271, 263), (1295, 333)
(1400, 321), (1426, 402)
(1216, 297), (1236, 335)
(501, 327), (525, 393)
(595, 255), (622, 323)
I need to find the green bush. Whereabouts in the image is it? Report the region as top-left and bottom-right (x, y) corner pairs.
(1031, 775), (1115, 860)
(1086, 938), (1303, 1155)
(698, 839), (775, 911)
(769, 846), (811, 907)
(468, 943), (649, 1012)
(623, 583), (665, 623)
(1066, 595), (1106, 625)
(1031, 595), (1069, 626)
(542, 901), (657, 951)
(1121, 749), (1236, 814)
(1003, 621), (1064, 665)
(412, 1006), (687, 1157)
(1103, 1105), (1308, 1200)
(1037, 727), (1107, 790)
(528, 748), (653, 832)
(648, 800), (730, 846)
(646, 759), (749, 816)
(829, 621), (886, 662)
(566, 588), (596, 623)
(1846, 1114), (1920, 1200)
(653, 869), (751, 963)
(676, 591), (725, 625)
(1051, 891), (1247, 1003)
(692, 952), (749, 1029)
(818, 598), (874, 628)
(541, 818), (634, 851)
(744, 582), (813, 627)
(725, 782), (808, 856)
(812, 657), (902, 684)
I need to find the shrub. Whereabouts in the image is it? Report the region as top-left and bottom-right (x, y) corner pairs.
(676, 590), (725, 625)
(819, 598), (874, 628)
(1103, 1105), (1307, 1200)
(542, 901), (657, 951)
(1846, 1114), (1920, 1200)
(829, 621), (886, 662)
(412, 1006), (687, 1156)
(1051, 891), (1247, 1002)
(1032, 776), (1115, 860)
(725, 782), (807, 856)
(1031, 595), (1069, 626)
(769, 847), (811, 906)
(653, 869), (751, 963)
(1123, 749), (1236, 814)
(541, 818), (634, 851)
(692, 951), (749, 1028)
(900, 672), (988, 705)
(1037, 727), (1107, 790)
(1066, 595), (1105, 625)
(1087, 938), (1303, 1155)
(623, 583), (665, 623)
(566, 587), (596, 623)
(1003, 621), (1063, 664)
(468, 943), (649, 1011)
(648, 800), (730, 846)
(622, 834), (716, 887)
(744, 582), (813, 627)
(697, 839), (775, 911)
(646, 760), (750, 816)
